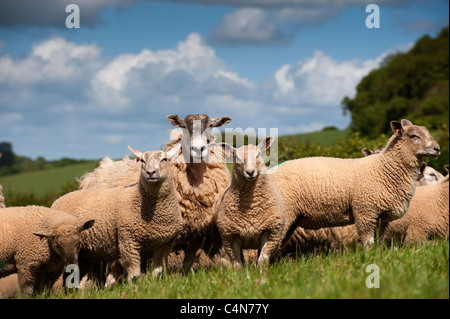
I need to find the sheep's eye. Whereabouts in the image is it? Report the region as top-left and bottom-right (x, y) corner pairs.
(162, 158), (168, 162)
(409, 134), (420, 139)
(140, 159), (145, 163)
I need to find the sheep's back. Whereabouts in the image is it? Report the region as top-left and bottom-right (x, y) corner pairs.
(271, 157), (358, 228)
(52, 189), (120, 261)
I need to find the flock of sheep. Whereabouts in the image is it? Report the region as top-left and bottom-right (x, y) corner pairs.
(0, 114), (448, 298)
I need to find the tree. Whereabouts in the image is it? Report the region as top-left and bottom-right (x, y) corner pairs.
(342, 27), (449, 138)
(0, 142), (15, 167)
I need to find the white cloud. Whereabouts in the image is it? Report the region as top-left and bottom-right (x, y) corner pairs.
(273, 50), (382, 106)
(0, 37), (102, 84)
(0, 33), (405, 160)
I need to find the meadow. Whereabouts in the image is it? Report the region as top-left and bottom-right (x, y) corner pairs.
(33, 240), (449, 299)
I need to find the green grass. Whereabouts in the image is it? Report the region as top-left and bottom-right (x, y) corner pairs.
(0, 161), (99, 197)
(278, 128), (351, 147)
(34, 240), (449, 299)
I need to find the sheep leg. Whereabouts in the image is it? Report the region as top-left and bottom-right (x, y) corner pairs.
(354, 215), (378, 248)
(376, 220), (389, 244)
(182, 244), (199, 274)
(16, 268), (35, 298)
(119, 243), (142, 283)
(151, 240), (175, 278)
(258, 232), (279, 267)
(222, 236), (242, 269)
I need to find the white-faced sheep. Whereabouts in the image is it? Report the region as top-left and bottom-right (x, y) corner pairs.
(269, 119), (440, 248)
(214, 137), (285, 268)
(0, 206), (94, 297)
(77, 114), (233, 272)
(417, 165), (446, 186)
(384, 165), (449, 244)
(51, 146), (183, 282)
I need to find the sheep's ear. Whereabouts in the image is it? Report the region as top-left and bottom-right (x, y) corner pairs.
(33, 230), (54, 240)
(128, 145), (143, 162)
(361, 148), (373, 157)
(78, 219), (95, 233)
(166, 114), (185, 128)
(390, 121), (404, 137)
(166, 143), (181, 160)
(209, 116), (232, 128)
(258, 136), (274, 152)
(219, 143), (235, 159)
(401, 119), (413, 127)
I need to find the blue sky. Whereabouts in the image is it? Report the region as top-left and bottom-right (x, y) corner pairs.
(0, 0), (448, 160)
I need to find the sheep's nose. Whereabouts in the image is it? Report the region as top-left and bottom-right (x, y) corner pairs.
(434, 147), (440, 154)
(192, 146), (206, 154)
(147, 170), (157, 177)
(246, 169), (255, 177)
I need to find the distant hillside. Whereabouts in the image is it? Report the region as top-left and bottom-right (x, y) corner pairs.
(342, 27), (449, 138)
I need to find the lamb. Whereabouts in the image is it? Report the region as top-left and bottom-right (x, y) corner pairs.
(51, 145), (184, 282)
(269, 119), (440, 248)
(214, 137), (285, 268)
(285, 164), (449, 253)
(0, 205), (94, 297)
(77, 114), (233, 272)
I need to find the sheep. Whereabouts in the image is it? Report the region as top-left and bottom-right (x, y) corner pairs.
(282, 164), (448, 255)
(77, 114), (233, 272)
(214, 136), (285, 268)
(384, 165), (449, 244)
(269, 119), (440, 248)
(417, 165), (446, 186)
(0, 205), (94, 297)
(51, 145), (184, 282)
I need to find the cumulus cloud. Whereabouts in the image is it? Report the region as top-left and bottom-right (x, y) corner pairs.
(0, 33), (399, 159)
(272, 50), (383, 106)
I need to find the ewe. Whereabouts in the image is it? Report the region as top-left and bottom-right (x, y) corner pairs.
(270, 119), (440, 247)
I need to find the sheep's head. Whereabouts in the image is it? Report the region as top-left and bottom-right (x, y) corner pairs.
(417, 164), (445, 186)
(128, 144), (180, 183)
(221, 136), (274, 181)
(33, 219), (95, 266)
(166, 114), (232, 163)
(390, 119), (440, 158)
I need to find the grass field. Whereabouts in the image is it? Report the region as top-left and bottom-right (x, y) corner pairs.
(33, 239), (449, 300)
(0, 161), (99, 196)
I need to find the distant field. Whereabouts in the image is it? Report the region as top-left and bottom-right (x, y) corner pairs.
(278, 128), (351, 147)
(0, 161), (99, 197)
